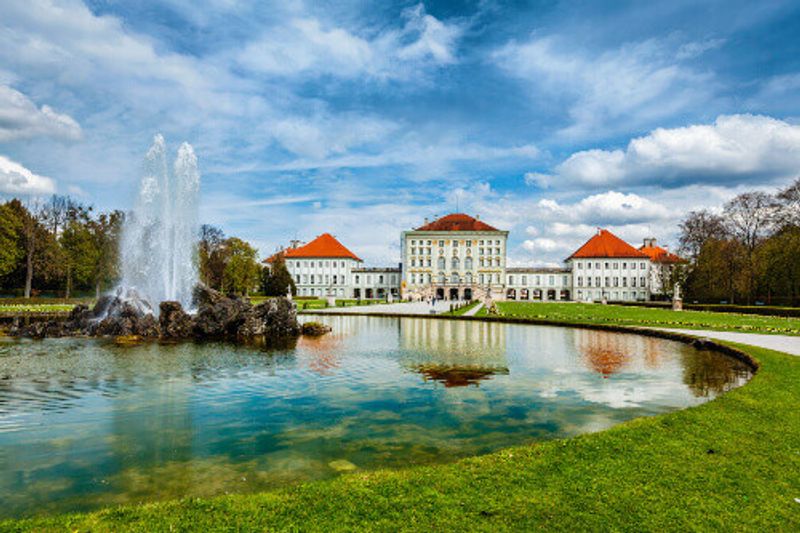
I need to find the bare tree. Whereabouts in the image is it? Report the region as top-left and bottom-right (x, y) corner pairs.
(723, 192), (776, 304)
(776, 177), (800, 228)
(678, 210), (728, 261)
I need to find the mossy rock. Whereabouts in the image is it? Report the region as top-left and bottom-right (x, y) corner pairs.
(301, 322), (332, 336)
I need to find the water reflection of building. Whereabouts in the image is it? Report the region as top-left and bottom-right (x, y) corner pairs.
(399, 318), (508, 387)
(573, 330), (667, 378)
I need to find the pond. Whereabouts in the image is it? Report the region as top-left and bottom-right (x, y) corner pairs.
(0, 315), (752, 518)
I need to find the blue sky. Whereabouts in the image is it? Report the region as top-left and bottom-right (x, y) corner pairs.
(1, 0), (799, 266)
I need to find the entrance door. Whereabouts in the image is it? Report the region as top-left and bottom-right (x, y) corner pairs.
(463, 288), (472, 301)
(366, 288), (373, 299)
(449, 288), (459, 300)
(436, 288), (445, 300)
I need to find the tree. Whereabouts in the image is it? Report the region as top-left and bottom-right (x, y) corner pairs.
(89, 210), (124, 298)
(199, 224), (227, 290)
(261, 254), (296, 296)
(0, 202), (23, 284)
(222, 237), (260, 296)
(678, 210), (728, 261)
(775, 177), (800, 228)
(723, 192), (775, 304)
(61, 216), (98, 298)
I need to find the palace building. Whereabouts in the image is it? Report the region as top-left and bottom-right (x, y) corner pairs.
(266, 213), (683, 303)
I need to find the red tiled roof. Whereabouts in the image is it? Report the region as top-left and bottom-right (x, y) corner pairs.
(568, 229), (649, 259)
(639, 244), (684, 264)
(267, 233), (361, 262)
(415, 213), (500, 232)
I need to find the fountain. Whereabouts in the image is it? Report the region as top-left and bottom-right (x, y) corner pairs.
(11, 135), (301, 343)
(119, 135), (199, 313)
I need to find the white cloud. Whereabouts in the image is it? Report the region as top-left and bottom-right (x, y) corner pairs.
(236, 4), (462, 80)
(271, 114), (397, 159)
(493, 36), (712, 138)
(548, 114), (800, 187)
(0, 155), (56, 195)
(0, 84), (81, 142)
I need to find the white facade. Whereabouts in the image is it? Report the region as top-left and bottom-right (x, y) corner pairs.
(286, 257), (361, 298)
(401, 230), (509, 301)
(568, 258), (651, 302)
(505, 268), (572, 301)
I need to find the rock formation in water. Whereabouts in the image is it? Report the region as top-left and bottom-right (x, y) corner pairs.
(10, 285), (302, 343)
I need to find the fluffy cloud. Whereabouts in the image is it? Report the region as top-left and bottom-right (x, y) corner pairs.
(0, 155), (56, 195)
(0, 85), (81, 142)
(536, 191), (671, 225)
(236, 4), (462, 80)
(493, 36), (713, 138)
(547, 114), (800, 187)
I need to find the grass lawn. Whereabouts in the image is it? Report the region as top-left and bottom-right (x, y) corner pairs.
(478, 301), (800, 335)
(3, 329), (799, 531)
(0, 303), (77, 316)
(443, 301), (481, 316)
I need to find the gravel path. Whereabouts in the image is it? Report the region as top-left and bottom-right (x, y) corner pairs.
(651, 328), (800, 356)
(462, 302), (484, 316)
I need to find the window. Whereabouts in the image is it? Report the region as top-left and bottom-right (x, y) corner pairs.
(577, 263), (583, 269)
(450, 272), (459, 284)
(451, 257), (460, 270)
(310, 261), (315, 268)
(411, 259), (416, 267)
(310, 275), (315, 285)
(595, 276), (601, 286)
(355, 275), (360, 283)
(465, 257), (473, 270)
(379, 275), (384, 284)
(587, 277), (592, 287)
(563, 276), (568, 286)
(466, 272), (472, 284)
(605, 277), (610, 286)
(613, 277), (618, 287)
(341, 261), (345, 268)
(438, 272), (446, 284)
(521, 275), (527, 285)
(622, 262), (627, 270)
(577, 276), (583, 287)
(453, 240), (459, 247)
(479, 273), (485, 284)
(333, 275), (337, 284)
(438, 240), (444, 247)
(604, 262), (609, 269)
(595, 262), (601, 269)
(438, 257), (446, 270)
(411, 273), (416, 284)
(613, 262), (618, 269)
(466, 240), (472, 247)
(495, 248), (500, 255)
(631, 277), (637, 287)
(640, 276), (646, 287)
(411, 247), (416, 255)
(509, 275), (514, 285)
(622, 277), (627, 287)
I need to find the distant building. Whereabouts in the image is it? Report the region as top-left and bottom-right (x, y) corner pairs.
(401, 213), (509, 301)
(567, 229), (652, 302)
(266, 215), (683, 303)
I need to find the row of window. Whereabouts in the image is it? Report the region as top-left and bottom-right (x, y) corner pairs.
(507, 275), (568, 287)
(576, 290), (643, 301)
(575, 261), (647, 270)
(410, 239), (502, 246)
(409, 247), (502, 256)
(289, 260), (348, 270)
(297, 274), (399, 285)
(409, 273), (503, 285)
(575, 276), (647, 288)
(409, 257), (505, 269)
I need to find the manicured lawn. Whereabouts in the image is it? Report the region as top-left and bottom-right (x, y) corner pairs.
(3, 333), (799, 531)
(0, 303), (76, 316)
(479, 301), (800, 335)
(443, 301), (481, 316)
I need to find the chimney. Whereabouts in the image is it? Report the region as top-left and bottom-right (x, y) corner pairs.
(424, 217), (429, 225)
(597, 227), (602, 235)
(643, 238), (657, 248)
(476, 214), (480, 220)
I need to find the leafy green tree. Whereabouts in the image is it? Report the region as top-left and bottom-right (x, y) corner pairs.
(0, 202), (24, 285)
(260, 254), (296, 296)
(222, 237), (260, 296)
(61, 218), (98, 297)
(89, 210), (124, 298)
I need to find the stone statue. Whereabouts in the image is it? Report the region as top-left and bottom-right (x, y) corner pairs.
(672, 282), (683, 311)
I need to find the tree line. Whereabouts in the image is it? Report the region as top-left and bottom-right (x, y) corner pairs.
(679, 177), (800, 306)
(0, 196), (295, 299)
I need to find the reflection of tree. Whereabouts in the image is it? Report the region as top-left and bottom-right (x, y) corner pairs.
(297, 335), (343, 376)
(680, 350), (752, 398)
(574, 330), (633, 378)
(414, 364), (509, 388)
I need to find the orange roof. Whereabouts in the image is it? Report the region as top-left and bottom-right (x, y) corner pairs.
(267, 233), (361, 262)
(639, 244), (684, 264)
(568, 229), (649, 260)
(415, 213), (500, 232)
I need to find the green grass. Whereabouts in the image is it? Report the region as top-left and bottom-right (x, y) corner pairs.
(3, 331), (799, 531)
(0, 303), (76, 315)
(478, 301), (800, 335)
(443, 301), (481, 316)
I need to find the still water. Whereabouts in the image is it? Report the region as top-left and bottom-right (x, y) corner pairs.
(0, 315), (752, 518)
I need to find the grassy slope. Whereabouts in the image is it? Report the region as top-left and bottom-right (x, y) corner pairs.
(443, 301), (481, 316)
(3, 339), (799, 532)
(481, 301), (800, 335)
